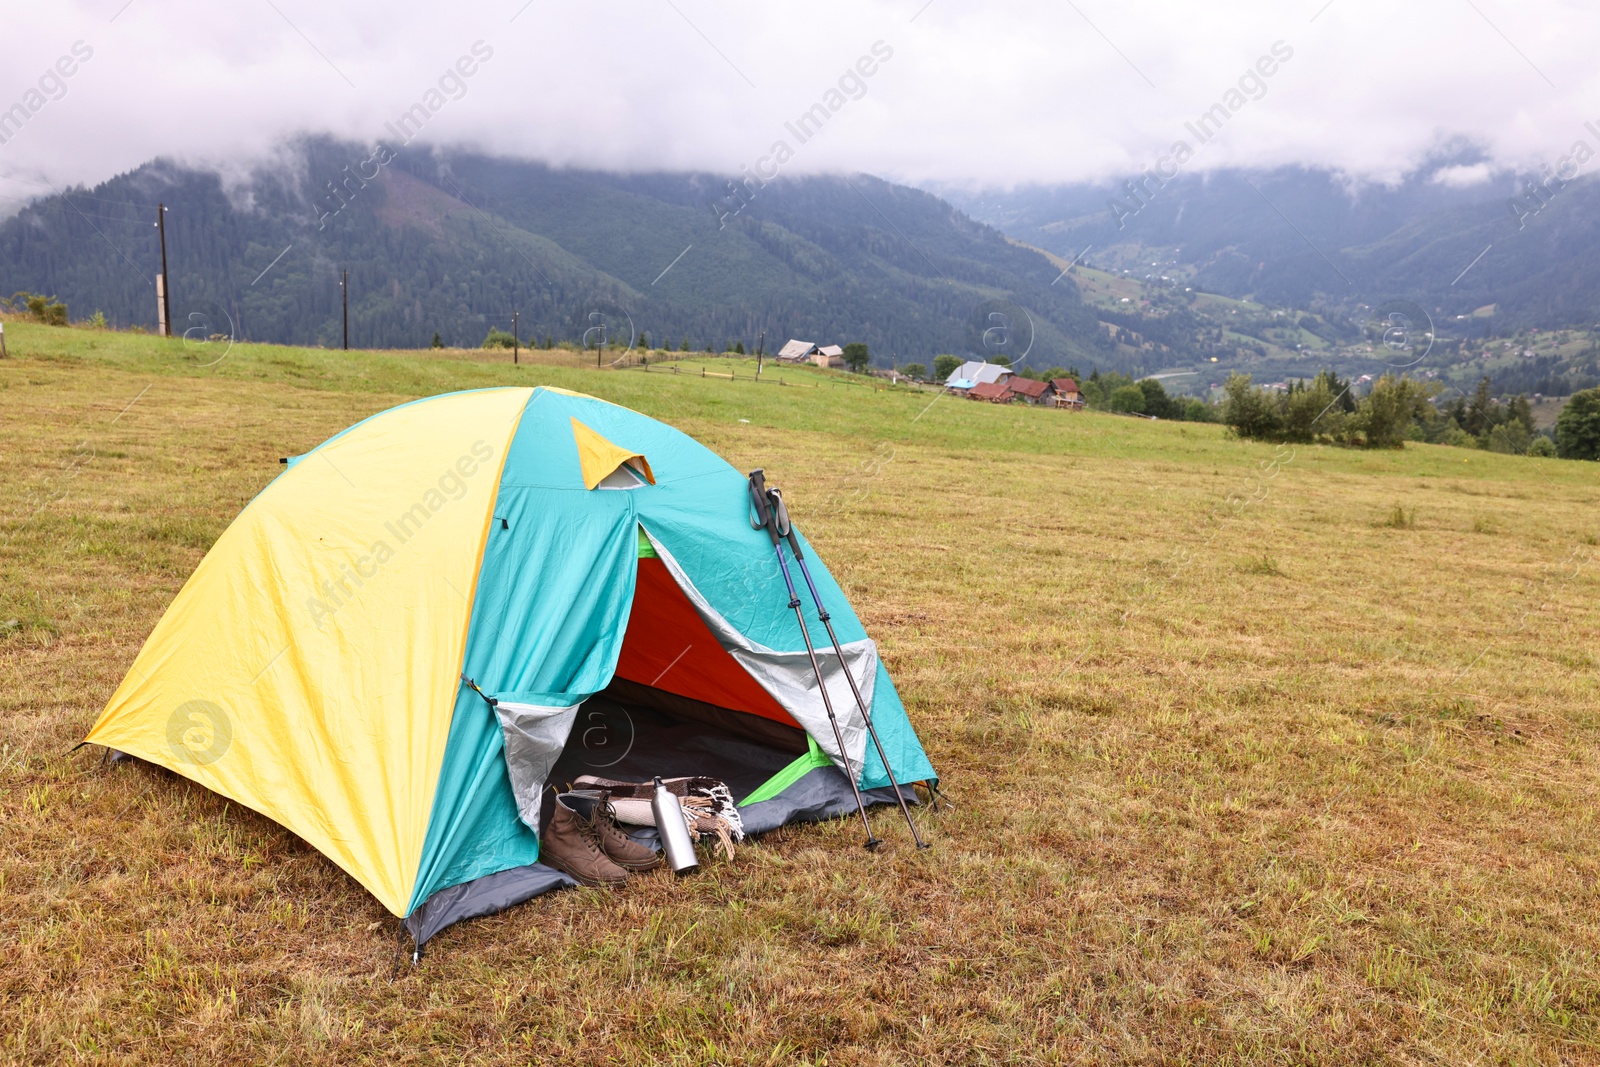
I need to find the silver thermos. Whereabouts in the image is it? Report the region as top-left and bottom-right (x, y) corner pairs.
(652, 776), (700, 876)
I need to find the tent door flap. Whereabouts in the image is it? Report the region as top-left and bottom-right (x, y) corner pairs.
(495, 700), (582, 832)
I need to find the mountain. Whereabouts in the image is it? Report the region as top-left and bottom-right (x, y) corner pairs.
(0, 139), (1109, 370)
(939, 163), (1600, 330)
(936, 163), (1600, 399)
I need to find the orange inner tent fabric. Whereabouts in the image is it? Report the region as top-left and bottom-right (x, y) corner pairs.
(614, 558), (800, 729)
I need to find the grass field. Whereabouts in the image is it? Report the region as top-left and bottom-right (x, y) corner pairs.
(3, 320), (1598, 1065)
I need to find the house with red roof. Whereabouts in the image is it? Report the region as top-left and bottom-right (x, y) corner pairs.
(1007, 377), (1051, 405)
(968, 380), (1013, 403)
(1050, 378), (1084, 409)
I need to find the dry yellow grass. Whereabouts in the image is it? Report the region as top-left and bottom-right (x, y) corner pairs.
(2, 324), (1598, 1064)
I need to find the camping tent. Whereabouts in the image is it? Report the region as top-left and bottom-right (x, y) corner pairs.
(85, 386), (935, 947)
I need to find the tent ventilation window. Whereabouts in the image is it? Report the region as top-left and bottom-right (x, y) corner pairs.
(595, 460), (649, 490)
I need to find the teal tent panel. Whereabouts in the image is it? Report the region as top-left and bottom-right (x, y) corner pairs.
(462, 491), (638, 705)
(854, 658), (936, 789)
(407, 685), (540, 913)
(634, 467), (813, 652)
(407, 400), (640, 913)
(501, 388), (728, 490)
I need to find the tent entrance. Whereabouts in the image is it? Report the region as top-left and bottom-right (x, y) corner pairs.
(612, 552), (804, 733)
(508, 527), (895, 839)
(533, 536), (846, 828)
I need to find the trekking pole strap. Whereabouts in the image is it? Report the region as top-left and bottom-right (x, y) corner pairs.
(766, 487), (792, 538)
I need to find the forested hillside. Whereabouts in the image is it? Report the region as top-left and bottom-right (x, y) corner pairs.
(0, 139), (1107, 368)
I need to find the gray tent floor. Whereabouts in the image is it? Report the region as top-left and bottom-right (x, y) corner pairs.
(546, 695), (800, 807)
(545, 694), (917, 835)
(408, 692), (920, 950)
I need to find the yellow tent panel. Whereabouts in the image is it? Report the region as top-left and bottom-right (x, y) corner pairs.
(85, 388), (529, 914)
(570, 416), (655, 489)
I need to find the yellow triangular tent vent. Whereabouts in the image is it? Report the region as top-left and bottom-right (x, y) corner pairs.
(571, 417), (655, 490)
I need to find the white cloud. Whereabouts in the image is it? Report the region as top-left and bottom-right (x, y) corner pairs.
(1431, 162), (1495, 187)
(1, 0), (1598, 213)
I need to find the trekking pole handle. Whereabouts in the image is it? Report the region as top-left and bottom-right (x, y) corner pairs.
(747, 470), (780, 545)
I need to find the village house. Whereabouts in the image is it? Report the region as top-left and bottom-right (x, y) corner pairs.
(1050, 377), (1084, 409)
(944, 360), (1013, 392)
(1007, 377), (1052, 405)
(778, 339), (845, 368)
(812, 344), (844, 369)
(777, 339), (819, 362)
(968, 380), (1013, 403)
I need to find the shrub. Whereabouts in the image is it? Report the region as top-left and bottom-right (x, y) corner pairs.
(1382, 504), (1415, 529)
(1283, 378), (1343, 443)
(482, 328), (516, 349)
(12, 291), (67, 326)
(431, 332), (444, 349)
(1222, 374), (1283, 440)
(1110, 385), (1146, 413)
(899, 363), (926, 381)
(1528, 435), (1558, 458)
(1083, 371), (1135, 408)
(1555, 387), (1600, 460)
(1355, 374), (1431, 449)
(1136, 378), (1182, 419)
(1485, 421), (1532, 454)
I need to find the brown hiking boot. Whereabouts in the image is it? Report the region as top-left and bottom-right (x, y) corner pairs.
(566, 791), (663, 873)
(541, 793), (628, 887)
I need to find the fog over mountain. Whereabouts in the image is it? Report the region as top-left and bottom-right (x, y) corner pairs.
(3, 1), (1597, 218)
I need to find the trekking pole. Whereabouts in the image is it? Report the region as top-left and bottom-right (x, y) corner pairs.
(748, 469), (881, 851)
(765, 486), (931, 850)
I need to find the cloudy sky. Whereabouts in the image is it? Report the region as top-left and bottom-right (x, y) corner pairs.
(1, 0), (1595, 214)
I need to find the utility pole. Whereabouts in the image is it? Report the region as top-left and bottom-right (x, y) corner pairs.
(756, 329), (765, 377)
(156, 203), (171, 337)
(341, 270), (349, 351)
(513, 308), (519, 365)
